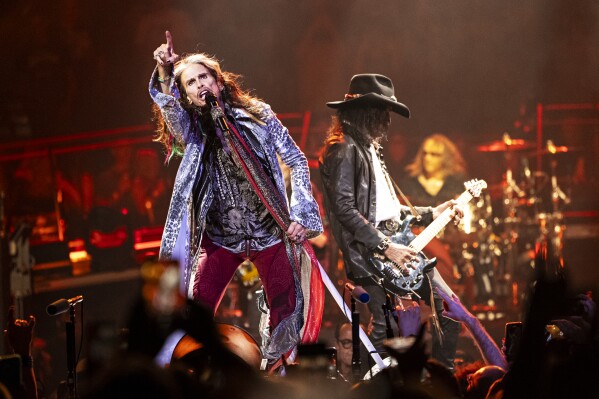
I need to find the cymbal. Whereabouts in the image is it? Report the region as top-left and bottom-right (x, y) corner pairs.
(527, 146), (581, 156)
(477, 138), (535, 152)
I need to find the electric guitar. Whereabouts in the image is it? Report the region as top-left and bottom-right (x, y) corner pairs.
(369, 179), (487, 296)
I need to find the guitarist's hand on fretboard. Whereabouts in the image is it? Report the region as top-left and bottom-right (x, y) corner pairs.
(432, 199), (464, 225)
(384, 242), (419, 272)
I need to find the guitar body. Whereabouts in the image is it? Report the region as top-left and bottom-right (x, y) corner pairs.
(368, 215), (437, 296)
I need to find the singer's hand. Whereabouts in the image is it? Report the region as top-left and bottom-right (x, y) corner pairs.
(384, 242), (418, 271)
(286, 222), (307, 243)
(6, 306), (35, 356)
(153, 31), (179, 72)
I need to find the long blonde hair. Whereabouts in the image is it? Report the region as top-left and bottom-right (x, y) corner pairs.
(153, 53), (265, 161)
(405, 133), (466, 178)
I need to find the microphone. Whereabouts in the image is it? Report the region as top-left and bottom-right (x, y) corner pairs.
(345, 282), (370, 304)
(205, 92), (228, 132)
(47, 295), (84, 316)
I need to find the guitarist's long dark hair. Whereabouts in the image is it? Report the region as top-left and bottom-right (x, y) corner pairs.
(324, 106), (392, 148)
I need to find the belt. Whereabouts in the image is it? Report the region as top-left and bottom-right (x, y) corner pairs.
(378, 219), (401, 236)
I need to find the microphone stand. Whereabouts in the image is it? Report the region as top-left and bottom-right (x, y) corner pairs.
(0, 192), (8, 354)
(350, 295), (362, 381)
(379, 279), (395, 339)
(65, 304), (78, 399)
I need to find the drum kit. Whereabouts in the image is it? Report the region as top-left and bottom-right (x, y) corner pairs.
(450, 133), (577, 307)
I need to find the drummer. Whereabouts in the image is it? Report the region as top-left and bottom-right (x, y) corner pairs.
(399, 134), (470, 297)
(400, 133), (467, 206)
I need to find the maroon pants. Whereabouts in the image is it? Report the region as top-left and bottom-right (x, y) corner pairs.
(192, 238), (297, 329)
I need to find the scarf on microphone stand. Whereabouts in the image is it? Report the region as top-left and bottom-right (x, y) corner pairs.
(219, 115), (324, 361)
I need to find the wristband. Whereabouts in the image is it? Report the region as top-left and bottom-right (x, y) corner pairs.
(375, 237), (391, 253)
(157, 75), (171, 83)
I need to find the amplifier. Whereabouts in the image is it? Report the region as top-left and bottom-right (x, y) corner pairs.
(134, 226), (163, 263)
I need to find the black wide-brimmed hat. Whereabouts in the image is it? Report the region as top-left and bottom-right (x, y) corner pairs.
(327, 74), (410, 118)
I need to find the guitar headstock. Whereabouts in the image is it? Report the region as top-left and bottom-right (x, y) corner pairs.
(464, 179), (487, 198)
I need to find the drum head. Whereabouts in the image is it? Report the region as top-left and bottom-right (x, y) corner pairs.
(171, 323), (262, 369)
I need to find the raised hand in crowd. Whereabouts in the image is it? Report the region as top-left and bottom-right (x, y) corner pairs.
(549, 291), (596, 345)
(436, 288), (508, 370)
(395, 298), (421, 337)
(6, 306), (35, 358)
(5, 306), (38, 399)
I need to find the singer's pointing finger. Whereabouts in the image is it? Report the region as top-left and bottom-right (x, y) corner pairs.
(165, 30), (174, 55)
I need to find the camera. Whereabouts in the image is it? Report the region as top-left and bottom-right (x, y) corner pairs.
(504, 321), (522, 363)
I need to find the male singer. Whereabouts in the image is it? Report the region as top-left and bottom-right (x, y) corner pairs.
(149, 31), (323, 368)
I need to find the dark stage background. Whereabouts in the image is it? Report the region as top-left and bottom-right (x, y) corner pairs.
(1, 0), (599, 383)
(2, 1), (599, 140)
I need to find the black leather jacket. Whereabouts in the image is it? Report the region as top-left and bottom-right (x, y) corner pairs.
(319, 133), (433, 280)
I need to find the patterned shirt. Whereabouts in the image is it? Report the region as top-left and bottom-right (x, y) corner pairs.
(204, 140), (282, 253)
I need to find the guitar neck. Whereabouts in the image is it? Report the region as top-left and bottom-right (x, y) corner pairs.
(409, 191), (473, 251)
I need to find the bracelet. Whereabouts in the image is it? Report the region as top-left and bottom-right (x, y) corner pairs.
(157, 75), (171, 83)
(20, 355), (33, 368)
(375, 237), (391, 253)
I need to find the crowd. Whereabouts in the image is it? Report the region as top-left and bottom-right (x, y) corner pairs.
(1, 242), (596, 398)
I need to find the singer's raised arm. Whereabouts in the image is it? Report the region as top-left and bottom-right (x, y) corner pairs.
(149, 31), (194, 147)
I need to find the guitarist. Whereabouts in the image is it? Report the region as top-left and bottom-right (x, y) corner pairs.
(319, 74), (463, 369)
